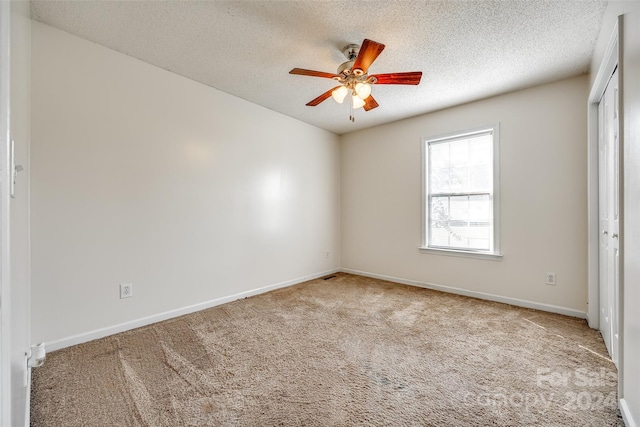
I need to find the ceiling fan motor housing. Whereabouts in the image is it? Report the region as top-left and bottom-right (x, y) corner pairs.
(337, 60), (355, 76)
(337, 43), (361, 76)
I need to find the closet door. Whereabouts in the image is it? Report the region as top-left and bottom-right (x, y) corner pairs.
(598, 67), (619, 365)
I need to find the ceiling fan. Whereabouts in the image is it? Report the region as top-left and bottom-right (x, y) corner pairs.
(289, 39), (422, 122)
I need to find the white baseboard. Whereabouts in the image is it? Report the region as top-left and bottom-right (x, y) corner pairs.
(621, 399), (637, 427)
(47, 267), (588, 352)
(341, 268), (587, 319)
(46, 268), (340, 352)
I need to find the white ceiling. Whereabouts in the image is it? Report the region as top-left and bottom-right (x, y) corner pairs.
(30, 0), (607, 135)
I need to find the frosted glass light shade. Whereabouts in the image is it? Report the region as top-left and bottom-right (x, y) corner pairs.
(355, 83), (372, 99)
(352, 95), (366, 109)
(331, 86), (348, 103)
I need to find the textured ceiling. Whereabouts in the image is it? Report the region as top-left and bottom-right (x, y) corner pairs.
(30, 0), (607, 135)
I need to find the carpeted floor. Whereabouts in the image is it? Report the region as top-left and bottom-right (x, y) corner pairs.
(31, 273), (623, 426)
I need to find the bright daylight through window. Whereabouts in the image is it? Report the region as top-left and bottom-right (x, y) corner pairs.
(421, 124), (500, 258)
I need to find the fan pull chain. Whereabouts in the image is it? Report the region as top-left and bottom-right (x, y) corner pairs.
(349, 94), (355, 122)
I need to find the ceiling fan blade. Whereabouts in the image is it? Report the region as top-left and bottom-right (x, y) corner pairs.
(371, 72), (423, 85)
(306, 86), (342, 106)
(352, 39), (385, 74)
(290, 68), (340, 79)
(363, 95), (379, 111)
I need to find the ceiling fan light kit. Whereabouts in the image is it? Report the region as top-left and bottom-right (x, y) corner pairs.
(331, 86), (349, 103)
(352, 95), (366, 109)
(290, 39), (422, 122)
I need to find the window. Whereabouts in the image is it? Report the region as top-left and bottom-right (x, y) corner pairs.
(421, 124), (501, 259)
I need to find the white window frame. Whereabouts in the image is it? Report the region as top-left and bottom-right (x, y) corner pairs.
(420, 123), (502, 260)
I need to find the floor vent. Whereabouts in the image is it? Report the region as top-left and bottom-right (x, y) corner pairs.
(322, 275), (337, 281)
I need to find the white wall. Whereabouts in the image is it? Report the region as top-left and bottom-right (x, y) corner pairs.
(30, 22), (340, 346)
(341, 75), (588, 314)
(591, 2), (640, 425)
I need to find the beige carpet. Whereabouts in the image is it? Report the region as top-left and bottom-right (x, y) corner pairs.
(31, 273), (622, 426)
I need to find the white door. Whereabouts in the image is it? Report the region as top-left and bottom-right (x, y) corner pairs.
(598, 67), (619, 365)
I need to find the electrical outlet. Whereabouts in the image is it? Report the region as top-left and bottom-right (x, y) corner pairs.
(545, 272), (556, 286)
(120, 283), (133, 299)
(325, 251), (330, 259)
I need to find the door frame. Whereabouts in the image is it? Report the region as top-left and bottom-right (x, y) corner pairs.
(0, 0), (12, 425)
(587, 15), (623, 393)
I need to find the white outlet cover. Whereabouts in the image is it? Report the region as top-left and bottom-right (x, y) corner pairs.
(545, 273), (556, 286)
(120, 283), (133, 298)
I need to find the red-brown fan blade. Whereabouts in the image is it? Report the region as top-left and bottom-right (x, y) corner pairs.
(363, 95), (379, 111)
(290, 68), (340, 79)
(371, 72), (422, 85)
(306, 86), (342, 106)
(352, 39), (385, 74)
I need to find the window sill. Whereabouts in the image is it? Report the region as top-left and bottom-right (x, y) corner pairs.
(418, 247), (503, 261)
